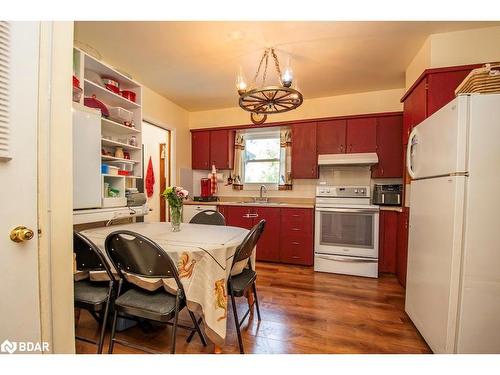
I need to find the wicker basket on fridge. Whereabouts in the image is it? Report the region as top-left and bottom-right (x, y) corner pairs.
(455, 63), (500, 95)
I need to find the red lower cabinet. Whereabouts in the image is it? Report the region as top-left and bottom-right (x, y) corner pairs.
(396, 208), (410, 287)
(253, 207), (281, 262)
(378, 210), (398, 273)
(280, 208), (314, 266)
(222, 205), (314, 266)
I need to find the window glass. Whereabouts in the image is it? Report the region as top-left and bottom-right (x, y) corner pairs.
(243, 136), (280, 184)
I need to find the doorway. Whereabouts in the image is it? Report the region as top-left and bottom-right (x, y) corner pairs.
(141, 121), (171, 222)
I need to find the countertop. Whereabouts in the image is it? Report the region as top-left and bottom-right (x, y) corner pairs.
(184, 198), (403, 211)
(184, 197), (315, 209)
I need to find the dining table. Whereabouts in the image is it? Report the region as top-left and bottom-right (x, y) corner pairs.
(79, 221), (254, 351)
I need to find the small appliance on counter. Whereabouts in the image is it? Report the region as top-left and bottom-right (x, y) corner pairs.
(373, 184), (402, 206)
(193, 196), (219, 202)
(200, 177), (212, 198)
(126, 188), (147, 207)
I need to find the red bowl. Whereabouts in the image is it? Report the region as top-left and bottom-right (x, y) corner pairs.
(102, 77), (120, 94)
(120, 90), (136, 102)
(84, 95), (109, 117)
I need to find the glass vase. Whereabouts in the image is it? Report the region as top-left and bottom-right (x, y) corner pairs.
(170, 205), (183, 232)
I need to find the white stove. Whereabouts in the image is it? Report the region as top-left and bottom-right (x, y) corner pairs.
(314, 185), (379, 278)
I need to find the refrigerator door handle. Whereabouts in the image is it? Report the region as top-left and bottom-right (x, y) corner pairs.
(407, 127), (418, 179)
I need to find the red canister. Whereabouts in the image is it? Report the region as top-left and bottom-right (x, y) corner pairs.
(120, 90), (136, 102)
(200, 178), (211, 197)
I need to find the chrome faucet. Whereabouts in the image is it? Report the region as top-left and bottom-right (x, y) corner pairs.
(254, 185), (268, 203)
(259, 185), (267, 199)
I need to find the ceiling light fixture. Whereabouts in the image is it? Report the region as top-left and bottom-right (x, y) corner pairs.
(236, 47), (303, 125)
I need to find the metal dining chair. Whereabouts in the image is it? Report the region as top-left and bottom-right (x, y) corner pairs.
(73, 231), (116, 354)
(189, 209), (226, 226)
(227, 219), (265, 353)
(104, 230), (207, 354)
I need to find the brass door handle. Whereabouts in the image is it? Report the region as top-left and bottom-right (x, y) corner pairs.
(10, 226), (35, 243)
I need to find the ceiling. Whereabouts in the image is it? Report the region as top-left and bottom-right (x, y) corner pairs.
(75, 21), (499, 111)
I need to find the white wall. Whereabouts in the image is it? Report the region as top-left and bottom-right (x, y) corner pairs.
(142, 122), (169, 222)
(189, 88), (404, 129)
(406, 26), (500, 89)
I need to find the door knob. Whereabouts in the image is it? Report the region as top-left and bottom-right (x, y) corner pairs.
(10, 226), (35, 243)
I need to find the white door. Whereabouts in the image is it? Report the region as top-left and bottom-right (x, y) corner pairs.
(406, 96), (468, 180)
(0, 22), (43, 351)
(405, 175), (466, 353)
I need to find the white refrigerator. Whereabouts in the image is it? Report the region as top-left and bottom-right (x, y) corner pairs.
(405, 93), (500, 354)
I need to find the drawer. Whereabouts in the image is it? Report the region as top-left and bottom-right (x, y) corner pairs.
(280, 236), (313, 266)
(281, 208), (313, 232)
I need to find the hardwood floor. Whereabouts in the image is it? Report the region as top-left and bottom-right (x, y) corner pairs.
(75, 262), (431, 354)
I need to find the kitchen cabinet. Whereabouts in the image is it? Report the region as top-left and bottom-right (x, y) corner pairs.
(191, 129), (235, 170)
(378, 210), (398, 273)
(253, 207), (281, 262)
(291, 122), (318, 179)
(224, 205), (281, 262)
(191, 131), (210, 169)
(396, 208), (410, 287)
(316, 119), (346, 154)
(210, 129), (235, 170)
(223, 205), (313, 265)
(372, 115), (403, 178)
(401, 64), (480, 145)
(346, 117), (377, 153)
(280, 208), (314, 266)
(225, 205), (254, 230)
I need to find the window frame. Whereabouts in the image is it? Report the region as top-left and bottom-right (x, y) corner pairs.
(241, 130), (281, 187)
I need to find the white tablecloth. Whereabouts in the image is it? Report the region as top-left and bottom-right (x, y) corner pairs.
(80, 222), (251, 346)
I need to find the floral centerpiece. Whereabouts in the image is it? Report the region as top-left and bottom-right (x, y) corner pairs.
(161, 186), (188, 232)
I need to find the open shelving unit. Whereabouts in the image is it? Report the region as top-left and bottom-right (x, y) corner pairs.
(73, 47), (143, 214)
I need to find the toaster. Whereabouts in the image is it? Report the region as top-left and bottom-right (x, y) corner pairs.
(373, 184), (402, 206)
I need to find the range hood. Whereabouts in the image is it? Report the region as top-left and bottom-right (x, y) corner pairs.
(318, 152), (379, 166)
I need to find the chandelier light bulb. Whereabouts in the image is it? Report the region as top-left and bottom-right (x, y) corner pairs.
(281, 58), (293, 87)
(236, 67), (248, 95)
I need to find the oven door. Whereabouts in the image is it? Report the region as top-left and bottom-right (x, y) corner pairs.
(314, 207), (379, 258)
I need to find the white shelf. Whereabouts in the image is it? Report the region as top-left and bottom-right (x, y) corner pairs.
(101, 138), (141, 151)
(101, 118), (140, 135)
(101, 155), (139, 163)
(102, 174), (141, 179)
(82, 51), (141, 90)
(84, 79), (140, 110)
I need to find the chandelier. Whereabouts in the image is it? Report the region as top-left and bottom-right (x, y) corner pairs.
(236, 47), (303, 125)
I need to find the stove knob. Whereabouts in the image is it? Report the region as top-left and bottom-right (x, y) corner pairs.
(354, 189), (358, 194)
(326, 189), (330, 193)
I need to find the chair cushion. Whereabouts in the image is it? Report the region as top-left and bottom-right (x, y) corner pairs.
(74, 280), (110, 305)
(115, 288), (178, 317)
(229, 268), (256, 296)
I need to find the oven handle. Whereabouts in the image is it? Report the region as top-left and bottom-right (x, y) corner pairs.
(316, 254), (378, 263)
(315, 208), (379, 214)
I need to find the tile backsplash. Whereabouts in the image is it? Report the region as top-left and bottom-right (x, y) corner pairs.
(191, 166), (402, 199)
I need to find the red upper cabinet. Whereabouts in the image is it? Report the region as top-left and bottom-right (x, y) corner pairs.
(401, 64), (481, 145)
(316, 119), (347, 154)
(210, 129), (235, 170)
(191, 129), (235, 170)
(402, 78), (427, 145)
(372, 115), (403, 178)
(427, 69), (473, 117)
(292, 122), (318, 179)
(191, 131), (210, 170)
(346, 117), (377, 153)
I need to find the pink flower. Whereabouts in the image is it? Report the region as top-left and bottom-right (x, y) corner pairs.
(181, 189), (189, 197)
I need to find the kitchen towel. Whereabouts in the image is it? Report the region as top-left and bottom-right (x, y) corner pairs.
(145, 156), (155, 198)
